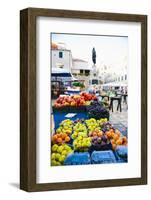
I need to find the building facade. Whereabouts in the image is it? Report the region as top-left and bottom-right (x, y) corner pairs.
(51, 42), (72, 72)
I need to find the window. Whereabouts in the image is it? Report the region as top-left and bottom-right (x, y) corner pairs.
(80, 70), (83, 74)
(85, 70), (90, 76)
(59, 51), (63, 58)
(125, 74), (127, 80)
(121, 76), (123, 81)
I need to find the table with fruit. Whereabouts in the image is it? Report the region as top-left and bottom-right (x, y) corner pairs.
(51, 118), (128, 166)
(53, 92), (97, 108)
(53, 93), (110, 129)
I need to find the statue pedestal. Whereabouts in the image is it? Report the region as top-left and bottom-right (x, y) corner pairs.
(90, 64), (99, 85)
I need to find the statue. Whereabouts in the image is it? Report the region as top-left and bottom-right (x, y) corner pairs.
(92, 47), (96, 65)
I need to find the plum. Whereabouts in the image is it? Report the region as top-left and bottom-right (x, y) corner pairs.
(97, 138), (102, 144)
(101, 141), (106, 146)
(102, 135), (107, 143)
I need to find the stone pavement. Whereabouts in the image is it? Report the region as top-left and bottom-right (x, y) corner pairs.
(109, 101), (128, 137)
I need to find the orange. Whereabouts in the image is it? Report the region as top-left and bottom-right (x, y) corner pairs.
(112, 143), (117, 150)
(115, 129), (121, 137)
(93, 132), (97, 137)
(111, 131), (115, 138)
(113, 134), (119, 141)
(65, 136), (70, 142)
(106, 131), (112, 138)
(62, 133), (67, 139)
(52, 134), (57, 142)
(122, 136), (127, 143)
(111, 139), (115, 145)
(97, 131), (103, 137)
(57, 137), (63, 144)
(116, 138), (122, 145)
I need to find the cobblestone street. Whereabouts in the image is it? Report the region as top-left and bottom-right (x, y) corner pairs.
(109, 101), (128, 137)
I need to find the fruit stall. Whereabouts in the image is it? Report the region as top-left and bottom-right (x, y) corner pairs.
(52, 92), (109, 128)
(51, 93), (128, 166)
(51, 118), (128, 166)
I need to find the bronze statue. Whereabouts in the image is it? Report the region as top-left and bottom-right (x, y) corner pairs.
(92, 47), (96, 64)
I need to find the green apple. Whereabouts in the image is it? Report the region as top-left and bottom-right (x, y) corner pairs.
(62, 150), (67, 156)
(59, 155), (66, 163)
(51, 159), (57, 166)
(55, 153), (60, 161)
(52, 144), (58, 152)
(57, 146), (64, 153)
(51, 153), (56, 160)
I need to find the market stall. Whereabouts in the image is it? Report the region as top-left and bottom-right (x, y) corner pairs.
(51, 92), (128, 166)
(51, 118), (128, 166)
(51, 68), (78, 98)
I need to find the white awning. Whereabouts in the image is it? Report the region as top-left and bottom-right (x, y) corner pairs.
(102, 82), (127, 87)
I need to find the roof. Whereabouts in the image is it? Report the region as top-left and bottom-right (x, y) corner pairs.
(51, 42), (58, 50)
(51, 42), (70, 51)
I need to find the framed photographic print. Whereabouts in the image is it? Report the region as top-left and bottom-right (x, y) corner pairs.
(20, 8), (147, 192)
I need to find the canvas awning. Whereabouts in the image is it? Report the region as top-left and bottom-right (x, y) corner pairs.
(51, 68), (72, 77)
(102, 82), (127, 87)
(51, 68), (77, 80)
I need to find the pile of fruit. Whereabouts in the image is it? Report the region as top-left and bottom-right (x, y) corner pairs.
(56, 119), (73, 135)
(87, 101), (109, 120)
(51, 118), (128, 166)
(52, 119), (73, 145)
(72, 122), (88, 139)
(73, 136), (91, 152)
(51, 144), (73, 166)
(85, 118), (101, 132)
(80, 92), (97, 101)
(106, 129), (128, 150)
(54, 93), (97, 108)
(52, 133), (71, 144)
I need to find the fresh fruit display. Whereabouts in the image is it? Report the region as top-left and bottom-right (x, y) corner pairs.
(56, 119), (73, 135)
(88, 126), (112, 151)
(52, 133), (71, 144)
(72, 122), (88, 139)
(54, 93), (97, 108)
(51, 144), (73, 166)
(85, 118), (100, 132)
(90, 134), (112, 151)
(52, 119), (73, 144)
(87, 101), (109, 120)
(88, 129), (103, 138)
(105, 128), (128, 150)
(73, 136), (91, 152)
(80, 92), (97, 101)
(51, 117), (128, 166)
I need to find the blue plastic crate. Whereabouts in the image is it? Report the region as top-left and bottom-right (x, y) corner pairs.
(64, 152), (91, 165)
(91, 150), (116, 164)
(114, 146), (128, 162)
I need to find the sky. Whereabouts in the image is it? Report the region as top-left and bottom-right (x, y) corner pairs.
(51, 33), (128, 73)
